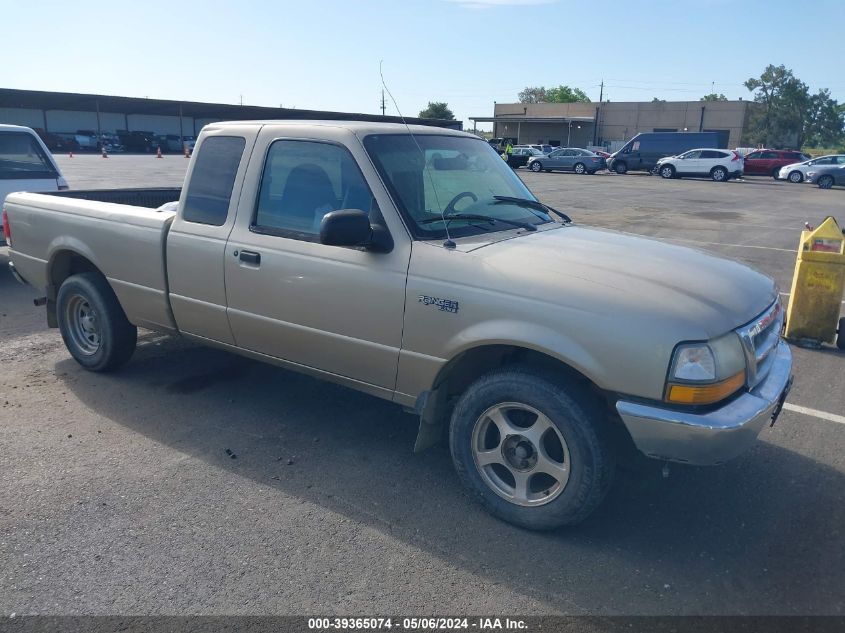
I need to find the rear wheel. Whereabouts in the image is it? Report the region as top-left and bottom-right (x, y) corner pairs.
(530, 161), (543, 172)
(573, 162), (586, 175)
(659, 164), (675, 179)
(818, 175), (834, 189)
(711, 166), (728, 182)
(57, 272), (137, 372)
(449, 367), (615, 529)
(614, 162), (628, 174)
(788, 170), (803, 183)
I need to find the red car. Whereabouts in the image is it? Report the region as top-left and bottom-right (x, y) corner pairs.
(743, 149), (811, 178)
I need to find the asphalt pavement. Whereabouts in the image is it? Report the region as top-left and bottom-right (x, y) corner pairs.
(1, 156), (843, 616)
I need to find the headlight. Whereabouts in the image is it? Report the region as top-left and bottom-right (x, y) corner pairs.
(665, 334), (746, 405)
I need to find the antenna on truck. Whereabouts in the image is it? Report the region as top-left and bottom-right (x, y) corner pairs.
(379, 60), (455, 249)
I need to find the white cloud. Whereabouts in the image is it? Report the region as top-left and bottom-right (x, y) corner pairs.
(445, 0), (558, 9)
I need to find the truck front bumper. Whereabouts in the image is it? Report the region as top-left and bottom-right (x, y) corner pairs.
(615, 341), (793, 465)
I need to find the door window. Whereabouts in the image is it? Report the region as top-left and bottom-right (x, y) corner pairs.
(182, 136), (246, 225)
(700, 150), (726, 159)
(682, 150), (702, 159)
(0, 132), (58, 180)
(759, 151), (779, 159)
(253, 140), (377, 241)
(746, 152), (762, 160)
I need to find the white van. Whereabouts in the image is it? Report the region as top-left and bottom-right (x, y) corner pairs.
(1, 125), (68, 245)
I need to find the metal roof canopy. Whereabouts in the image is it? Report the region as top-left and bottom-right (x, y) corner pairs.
(0, 88), (461, 128)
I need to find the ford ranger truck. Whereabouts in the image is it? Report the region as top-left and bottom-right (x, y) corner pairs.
(3, 121), (794, 529)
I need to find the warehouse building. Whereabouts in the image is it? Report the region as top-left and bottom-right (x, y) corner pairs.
(471, 100), (754, 151)
(0, 88), (461, 148)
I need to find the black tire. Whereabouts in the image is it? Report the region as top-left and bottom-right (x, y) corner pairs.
(530, 161), (543, 172)
(449, 367), (615, 530)
(56, 272), (137, 372)
(838, 318), (845, 351)
(772, 168), (780, 179)
(573, 162), (586, 175)
(711, 166), (728, 182)
(659, 164), (675, 179)
(788, 170), (803, 183)
(818, 175), (834, 189)
(614, 162), (628, 174)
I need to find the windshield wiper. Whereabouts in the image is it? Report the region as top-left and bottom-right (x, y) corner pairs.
(420, 213), (537, 231)
(492, 196), (572, 224)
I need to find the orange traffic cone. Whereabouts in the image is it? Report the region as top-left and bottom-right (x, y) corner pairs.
(156, 146), (163, 158)
(101, 146), (108, 158)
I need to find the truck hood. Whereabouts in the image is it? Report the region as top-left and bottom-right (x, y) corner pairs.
(463, 225), (777, 338)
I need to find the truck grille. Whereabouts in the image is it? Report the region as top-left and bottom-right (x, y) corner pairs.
(736, 298), (784, 389)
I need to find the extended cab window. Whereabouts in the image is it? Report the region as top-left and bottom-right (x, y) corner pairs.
(253, 140), (377, 240)
(182, 136), (245, 226)
(0, 132), (57, 180)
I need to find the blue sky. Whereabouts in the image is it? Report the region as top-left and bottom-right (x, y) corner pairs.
(3, 0), (843, 129)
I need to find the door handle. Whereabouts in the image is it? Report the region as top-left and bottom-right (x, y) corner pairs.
(239, 250), (261, 266)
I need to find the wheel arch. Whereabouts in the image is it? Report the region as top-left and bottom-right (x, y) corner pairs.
(414, 342), (633, 455)
(46, 247), (108, 327)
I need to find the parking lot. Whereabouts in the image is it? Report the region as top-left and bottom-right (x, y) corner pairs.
(1, 155), (843, 616)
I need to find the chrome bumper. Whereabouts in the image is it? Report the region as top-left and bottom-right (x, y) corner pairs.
(8, 260), (28, 285)
(616, 341), (793, 465)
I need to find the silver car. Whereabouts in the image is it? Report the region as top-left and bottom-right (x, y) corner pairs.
(806, 164), (845, 189)
(527, 147), (607, 174)
(778, 154), (845, 183)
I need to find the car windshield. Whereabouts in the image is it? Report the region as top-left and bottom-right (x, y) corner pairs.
(363, 134), (552, 239)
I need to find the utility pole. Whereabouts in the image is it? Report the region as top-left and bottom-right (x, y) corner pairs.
(381, 89), (386, 115)
(599, 79), (604, 103)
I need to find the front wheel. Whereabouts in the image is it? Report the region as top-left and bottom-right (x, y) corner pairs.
(818, 175), (834, 189)
(57, 272), (137, 372)
(659, 164), (675, 179)
(530, 161), (543, 172)
(614, 162), (628, 174)
(449, 367), (615, 529)
(573, 162), (586, 175)
(772, 168), (780, 179)
(711, 166), (728, 182)
(788, 170), (803, 183)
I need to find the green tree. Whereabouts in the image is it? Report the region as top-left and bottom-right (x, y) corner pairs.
(418, 102), (455, 120)
(651, 97), (666, 103)
(518, 85), (591, 104)
(518, 87), (547, 104)
(805, 89), (844, 147)
(545, 85), (591, 103)
(743, 65), (810, 147)
(701, 93), (728, 102)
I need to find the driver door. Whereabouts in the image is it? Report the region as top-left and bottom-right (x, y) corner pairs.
(224, 129), (412, 391)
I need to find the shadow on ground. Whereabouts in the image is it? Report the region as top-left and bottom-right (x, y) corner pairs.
(58, 335), (845, 615)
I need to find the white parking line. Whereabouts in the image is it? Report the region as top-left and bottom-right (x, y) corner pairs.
(783, 403), (845, 425)
(780, 291), (845, 305)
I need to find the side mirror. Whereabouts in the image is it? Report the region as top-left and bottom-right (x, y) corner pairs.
(319, 209), (393, 253)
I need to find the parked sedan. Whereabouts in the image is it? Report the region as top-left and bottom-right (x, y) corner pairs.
(778, 155), (845, 183)
(656, 149), (743, 182)
(527, 148), (606, 174)
(807, 165), (845, 189)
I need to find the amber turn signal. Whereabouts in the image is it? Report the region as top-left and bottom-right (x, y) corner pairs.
(666, 371), (746, 405)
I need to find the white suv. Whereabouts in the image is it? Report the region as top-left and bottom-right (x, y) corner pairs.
(656, 148), (744, 182)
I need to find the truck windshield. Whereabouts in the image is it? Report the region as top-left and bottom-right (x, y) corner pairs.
(363, 134), (552, 239)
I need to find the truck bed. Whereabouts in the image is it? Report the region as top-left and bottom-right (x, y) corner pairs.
(4, 189), (180, 333)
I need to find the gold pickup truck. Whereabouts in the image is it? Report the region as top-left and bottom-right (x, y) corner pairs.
(3, 121), (793, 529)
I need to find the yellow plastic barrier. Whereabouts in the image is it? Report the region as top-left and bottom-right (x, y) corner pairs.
(784, 216), (845, 349)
